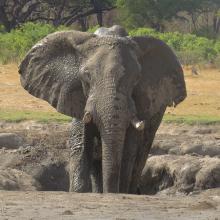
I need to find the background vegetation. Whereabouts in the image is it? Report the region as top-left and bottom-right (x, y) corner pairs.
(1, 0), (219, 37)
(0, 22), (220, 66)
(0, 0), (220, 65)
(0, 23), (70, 63)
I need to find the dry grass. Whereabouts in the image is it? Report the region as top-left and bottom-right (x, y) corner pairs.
(166, 67), (220, 122)
(0, 64), (220, 123)
(0, 64), (56, 112)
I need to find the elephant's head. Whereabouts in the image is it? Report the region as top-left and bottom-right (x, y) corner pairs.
(19, 26), (186, 192)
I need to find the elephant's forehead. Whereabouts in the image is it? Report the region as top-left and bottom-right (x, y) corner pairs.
(85, 39), (139, 67)
(86, 36), (133, 49)
(82, 39), (141, 80)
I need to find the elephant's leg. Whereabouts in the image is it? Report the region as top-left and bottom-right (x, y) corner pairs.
(119, 125), (143, 193)
(90, 137), (103, 193)
(91, 159), (103, 192)
(129, 107), (166, 194)
(69, 118), (94, 192)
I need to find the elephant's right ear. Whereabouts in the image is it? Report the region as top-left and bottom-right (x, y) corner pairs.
(19, 31), (94, 119)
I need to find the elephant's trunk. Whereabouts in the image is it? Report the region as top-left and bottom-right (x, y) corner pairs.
(100, 116), (126, 193)
(92, 89), (128, 193)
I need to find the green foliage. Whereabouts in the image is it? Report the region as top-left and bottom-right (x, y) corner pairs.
(129, 28), (159, 37)
(0, 25), (6, 33)
(87, 25), (100, 33)
(129, 28), (219, 65)
(214, 40), (220, 53)
(0, 22), (70, 64)
(0, 23), (220, 66)
(213, 54), (220, 69)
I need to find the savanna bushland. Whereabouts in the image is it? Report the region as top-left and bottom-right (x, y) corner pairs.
(0, 1), (220, 219)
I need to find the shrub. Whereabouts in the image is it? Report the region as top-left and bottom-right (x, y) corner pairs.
(214, 40), (220, 53)
(176, 50), (205, 65)
(129, 28), (159, 37)
(0, 25), (5, 33)
(0, 22), (70, 64)
(129, 28), (218, 65)
(0, 24), (220, 66)
(213, 54), (220, 69)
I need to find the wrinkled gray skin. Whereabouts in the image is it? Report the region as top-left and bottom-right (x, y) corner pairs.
(18, 25), (186, 193)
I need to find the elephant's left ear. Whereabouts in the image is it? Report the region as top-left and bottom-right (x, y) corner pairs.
(131, 36), (187, 118)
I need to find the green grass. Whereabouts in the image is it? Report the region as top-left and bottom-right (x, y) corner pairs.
(163, 114), (220, 125)
(0, 109), (220, 125)
(0, 109), (71, 123)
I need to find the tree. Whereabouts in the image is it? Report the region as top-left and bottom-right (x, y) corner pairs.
(0, 0), (41, 32)
(0, 0), (116, 32)
(90, 0), (116, 27)
(200, 0), (220, 36)
(117, 0), (220, 36)
(177, 0), (220, 37)
(117, 0), (182, 31)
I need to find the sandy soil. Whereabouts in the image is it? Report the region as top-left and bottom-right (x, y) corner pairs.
(0, 64), (220, 117)
(0, 64), (56, 112)
(0, 189), (220, 220)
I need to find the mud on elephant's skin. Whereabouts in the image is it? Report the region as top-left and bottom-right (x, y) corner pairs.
(18, 25), (186, 193)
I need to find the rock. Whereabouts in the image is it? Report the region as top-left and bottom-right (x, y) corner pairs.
(140, 155), (220, 195)
(151, 140), (180, 155)
(195, 162), (220, 190)
(152, 135), (220, 157)
(0, 168), (40, 191)
(180, 143), (220, 157)
(0, 133), (24, 149)
(33, 162), (69, 191)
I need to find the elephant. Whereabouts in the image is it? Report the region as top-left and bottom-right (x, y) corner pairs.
(18, 25), (186, 194)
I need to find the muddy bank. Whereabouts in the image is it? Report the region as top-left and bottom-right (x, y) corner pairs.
(0, 121), (220, 194)
(0, 121), (220, 219)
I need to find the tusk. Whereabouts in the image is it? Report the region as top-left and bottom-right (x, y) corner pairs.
(83, 112), (92, 124)
(131, 118), (145, 131)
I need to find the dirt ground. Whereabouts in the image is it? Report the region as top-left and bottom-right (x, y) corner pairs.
(0, 64), (220, 117)
(0, 64), (55, 112)
(0, 189), (219, 220)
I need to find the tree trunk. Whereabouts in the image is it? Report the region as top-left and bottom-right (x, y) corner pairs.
(78, 17), (88, 31)
(0, 6), (11, 32)
(213, 13), (220, 35)
(96, 12), (103, 26)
